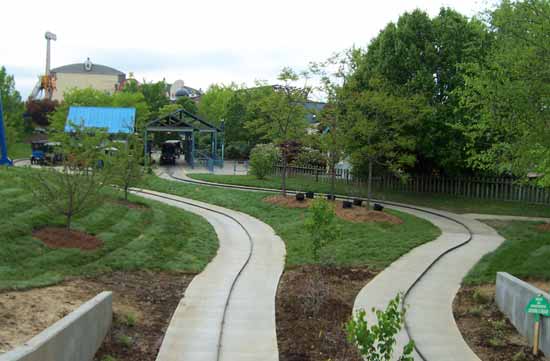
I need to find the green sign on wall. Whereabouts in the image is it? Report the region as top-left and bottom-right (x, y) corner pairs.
(526, 294), (550, 321)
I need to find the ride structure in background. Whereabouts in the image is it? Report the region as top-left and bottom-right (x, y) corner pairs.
(144, 108), (224, 170)
(29, 32), (57, 101)
(0, 90), (13, 166)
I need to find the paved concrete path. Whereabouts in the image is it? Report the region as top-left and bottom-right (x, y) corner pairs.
(131, 189), (285, 361)
(354, 205), (505, 361)
(159, 168), (508, 360)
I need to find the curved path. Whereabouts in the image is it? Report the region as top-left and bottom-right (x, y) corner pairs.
(163, 167), (505, 361)
(129, 189), (286, 361)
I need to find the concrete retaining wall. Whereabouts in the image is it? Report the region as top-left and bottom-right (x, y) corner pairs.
(496, 272), (550, 356)
(0, 291), (112, 361)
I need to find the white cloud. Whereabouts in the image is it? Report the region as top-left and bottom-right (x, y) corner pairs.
(0, 0), (492, 97)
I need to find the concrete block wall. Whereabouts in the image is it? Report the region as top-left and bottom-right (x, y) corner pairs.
(495, 272), (550, 356)
(0, 291), (112, 361)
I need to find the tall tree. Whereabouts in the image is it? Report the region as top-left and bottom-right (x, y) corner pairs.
(0, 66), (25, 139)
(197, 83), (240, 124)
(140, 80), (169, 118)
(457, 0), (550, 183)
(246, 68), (310, 196)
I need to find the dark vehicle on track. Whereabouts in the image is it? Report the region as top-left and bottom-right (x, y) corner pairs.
(164, 140), (182, 158)
(160, 141), (178, 165)
(31, 140), (63, 165)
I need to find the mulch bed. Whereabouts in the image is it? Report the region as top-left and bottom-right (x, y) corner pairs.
(335, 207), (403, 224)
(33, 227), (103, 251)
(276, 265), (376, 361)
(264, 195), (403, 224)
(92, 271), (193, 361)
(453, 285), (546, 361)
(536, 223), (550, 232)
(264, 195), (312, 208)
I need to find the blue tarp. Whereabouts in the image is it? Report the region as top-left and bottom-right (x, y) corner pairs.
(65, 106), (136, 134)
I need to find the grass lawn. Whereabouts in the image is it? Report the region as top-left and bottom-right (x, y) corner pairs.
(189, 173), (550, 218)
(8, 142), (31, 160)
(464, 220), (550, 285)
(0, 167), (218, 290)
(142, 175), (441, 269)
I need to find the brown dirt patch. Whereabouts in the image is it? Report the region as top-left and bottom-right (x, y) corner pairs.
(264, 195), (311, 208)
(33, 227), (103, 251)
(335, 205), (403, 224)
(0, 271), (193, 361)
(453, 284), (546, 361)
(277, 265), (376, 361)
(536, 223), (550, 232)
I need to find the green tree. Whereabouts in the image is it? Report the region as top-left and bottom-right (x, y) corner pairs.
(197, 83), (240, 125)
(140, 80), (169, 118)
(348, 8), (489, 174)
(26, 127), (111, 229)
(112, 91), (150, 132)
(457, 0), (550, 184)
(111, 135), (143, 201)
(0, 66), (26, 141)
(248, 143), (279, 180)
(340, 89), (429, 208)
(246, 68), (310, 196)
(304, 198), (339, 263)
(176, 96), (198, 114)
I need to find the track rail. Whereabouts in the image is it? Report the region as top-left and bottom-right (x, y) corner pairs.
(130, 188), (254, 361)
(164, 170), (474, 361)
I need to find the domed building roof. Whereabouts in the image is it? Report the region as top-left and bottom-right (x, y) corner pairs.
(51, 58), (124, 76)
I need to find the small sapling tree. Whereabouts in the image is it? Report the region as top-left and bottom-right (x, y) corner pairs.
(26, 127), (111, 229)
(249, 143), (279, 180)
(304, 198), (339, 263)
(111, 135), (144, 201)
(346, 293), (415, 361)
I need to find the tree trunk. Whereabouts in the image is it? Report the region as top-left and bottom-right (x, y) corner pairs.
(124, 184), (129, 201)
(367, 159), (373, 210)
(281, 156), (287, 197)
(330, 158), (336, 199)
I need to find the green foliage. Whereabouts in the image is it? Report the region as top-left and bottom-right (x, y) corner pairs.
(176, 96), (198, 114)
(140, 80), (169, 118)
(25, 127), (112, 229)
(110, 135), (143, 200)
(120, 312), (137, 327)
(0, 66), (26, 141)
(101, 356), (117, 361)
(115, 334), (133, 348)
(249, 143), (279, 180)
(457, 0), (550, 183)
(346, 293), (414, 361)
(304, 199), (339, 262)
(197, 83), (240, 124)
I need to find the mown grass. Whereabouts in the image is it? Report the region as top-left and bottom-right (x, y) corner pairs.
(142, 175), (441, 269)
(189, 173), (550, 218)
(0, 167), (218, 290)
(464, 220), (550, 285)
(8, 142), (31, 160)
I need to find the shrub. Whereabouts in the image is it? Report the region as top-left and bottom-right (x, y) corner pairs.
(249, 143), (279, 180)
(346, 293), (414, 361)
(116, 334), (133, 348)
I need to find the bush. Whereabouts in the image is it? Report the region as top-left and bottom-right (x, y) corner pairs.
(225, 141), (251, 160)
(346, 293), (414, 361)
(249, 143), (279, 180)
(305, 198), (339, 262)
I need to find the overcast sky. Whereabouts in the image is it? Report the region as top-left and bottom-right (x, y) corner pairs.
(1, 0), (494, 98)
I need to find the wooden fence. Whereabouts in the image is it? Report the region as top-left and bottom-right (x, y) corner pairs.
(272, 165), (550, 204)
